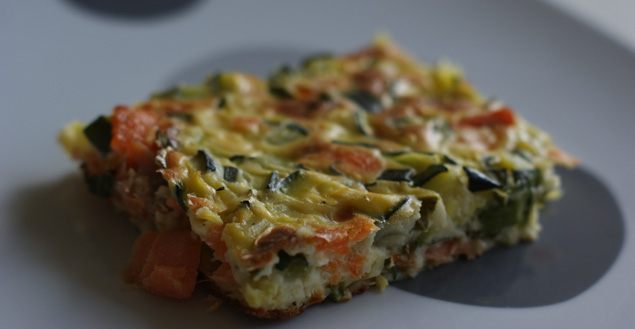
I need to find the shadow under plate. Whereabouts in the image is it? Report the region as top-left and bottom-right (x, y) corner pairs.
(64, 0), (202, 19)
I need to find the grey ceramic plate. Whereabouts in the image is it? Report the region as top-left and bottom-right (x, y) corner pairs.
(1, 0), (633, 328)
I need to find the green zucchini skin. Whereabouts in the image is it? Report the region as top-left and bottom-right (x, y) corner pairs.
(345, 90), (382, 114)
(275, 250), (309, 273)
(224, 166), (239, 182)
(267, 171), (280, 190)
(463, 166), (502, 192)
(174, 182), (188, 211)
(269, 86), (294, 99)
(377, 169), (415, 182)
(412, 165), (448, 187)
(279, 171), (302, 193)
(285, 123), (309, 136)
(476, 169), (542, 234)
(380, 197), (411, 222)
(354, 110), (373, 136)
(332, 140), (378, 149)
(229, 155), (247, 162)
(83, 116), (112, 155)
(194, 150), (216, 173)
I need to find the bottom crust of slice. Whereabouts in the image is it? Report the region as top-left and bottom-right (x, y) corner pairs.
(209, 281), (372, 319)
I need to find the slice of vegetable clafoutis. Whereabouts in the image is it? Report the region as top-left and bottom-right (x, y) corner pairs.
(59, 36), (577, 318)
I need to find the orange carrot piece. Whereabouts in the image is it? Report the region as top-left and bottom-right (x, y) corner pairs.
(210, 262), (236, 284)
(126, 230), (202, 299)
(311, 215), (377, 254)
(424, 238), (482, 263)
(345, 253), (365, 278)
(111, 106), (162, 170)
(295, 142), (384, 181)
(204, 224), (228, 262)
(425, 239), (459, 263)
(458, 107), (516, 127)
(124, 231), (158, 283)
